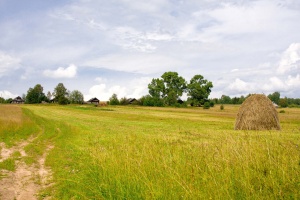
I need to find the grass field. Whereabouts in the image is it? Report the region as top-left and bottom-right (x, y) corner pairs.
(1, 104), (300, 199)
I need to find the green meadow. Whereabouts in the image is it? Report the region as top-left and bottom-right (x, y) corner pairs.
(0, 104), (300, 199)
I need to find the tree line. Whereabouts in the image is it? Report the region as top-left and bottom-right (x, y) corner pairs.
(1, 71), (299, 108)
(211, 92), (300, 108)
(108, 72), (213, 108)
(0, 83), (84, 105)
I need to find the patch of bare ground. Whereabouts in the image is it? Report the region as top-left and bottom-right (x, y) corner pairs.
(0, 138), (54, 200)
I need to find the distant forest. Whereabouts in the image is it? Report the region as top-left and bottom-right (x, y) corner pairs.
(212, 92), (300, 108)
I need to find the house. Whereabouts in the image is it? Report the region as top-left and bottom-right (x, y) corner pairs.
(127, 98), (138, 104)
(11, 96), (25, 104)
(87, 97), (100, 105)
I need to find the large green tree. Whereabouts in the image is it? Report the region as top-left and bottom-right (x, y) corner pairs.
(109, 93), (120, 105)
(148, 72), (186, 106)
(187, 75), (213, 106)
(69, 90), (84, 104)
(54, 83), (69, 105)
(25, 84), (47, 104)
(268, 92), (280, 104)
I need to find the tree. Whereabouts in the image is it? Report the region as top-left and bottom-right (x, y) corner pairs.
(54, 83), (68, 104)
(268, 92), (280, 104)
(5, 98), (12, 103)
(140, 95), (164, 107)
(109, 93), (120, 105)
(279, 97), (288, 108)
(148, 72), (186, 106)
(47, 91), (52, 101)
(69, 90), (84, 104)
(120, 97), (129, 105)
(148, 78), (164, 98)
(220, 95), (231, 104)
(25, 84), (47, 104)
(0, 97), (5, 103)
(187, 75), (213, 106)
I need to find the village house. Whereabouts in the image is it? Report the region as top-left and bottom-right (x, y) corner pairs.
(127, 98), (138, 104)
(87, 97), (100, 105)
(11, 96), (25, 104)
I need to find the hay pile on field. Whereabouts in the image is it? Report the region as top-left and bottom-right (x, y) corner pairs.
(235, 94), (281, 130)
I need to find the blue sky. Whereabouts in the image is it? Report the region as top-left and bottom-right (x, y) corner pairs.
(0, 0), (300, 101)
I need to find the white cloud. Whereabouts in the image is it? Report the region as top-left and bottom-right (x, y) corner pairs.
(94, 77), (107, 83)
(0, 52), (21, 76)
(84, 54), (185, 74)
(262, 76), (287, 92)
(286, 74), (300, 88)
(0, 90), (18, 99)
(84, 76), (151, 101)
(43, 64), (77, 78)
(228, 78), (256, 93)
(127, 77), (151, 98)
(277, 43), (300, 74)
(85, 84), (127, 101)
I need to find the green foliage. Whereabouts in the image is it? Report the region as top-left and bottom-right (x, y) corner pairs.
(0, 158), (15, 171)
(119, 97), (129, 105)
(25, 84), (47, 104)
(209, 101), (215, 107)
(141, 95), (164, 107)
(5, 98), (12, 103)
(69, 90), (84, 104)
(109, 94), (120, 105)
(220, 104), (224, 110)
(220, 95), (232, 104)
(148, 78), (164, 98)
(268, 92), (280, 104)
(54, 83), (68, 101)
(58, 96), (69, 105)
(203, 101), (210, 109)
(148, 72), (186, 106)
(0, 97), (5, 103)
(187, 74), (213, 107)
(279, 97), (288, 108)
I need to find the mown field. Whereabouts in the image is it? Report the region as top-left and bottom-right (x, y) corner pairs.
(0, 104), (300, 199)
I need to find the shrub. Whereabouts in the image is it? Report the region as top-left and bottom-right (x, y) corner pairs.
(220, 104), (224, 110)
(203, 102), (210, 109)
(209, 101), (215, 107)
(58, 96), (69, 105)
(279, 110), (285, 113)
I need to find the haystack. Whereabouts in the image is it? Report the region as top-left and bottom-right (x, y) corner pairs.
(235, 94), (280, 130)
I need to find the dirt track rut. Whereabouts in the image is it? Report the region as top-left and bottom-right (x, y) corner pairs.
(0, 138), (53, 200)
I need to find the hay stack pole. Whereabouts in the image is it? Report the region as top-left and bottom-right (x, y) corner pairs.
(235, 94), (281, 130)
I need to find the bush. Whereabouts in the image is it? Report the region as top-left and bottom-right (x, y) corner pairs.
(279, 110), (285, 113)
(203, 102), (210, 109)
(109, 94), (120, 105)
(209, 101), (215, 107)
(58, 96), (69, 105)
(220, 104), (224, 110)
(142, 95), (164, 107)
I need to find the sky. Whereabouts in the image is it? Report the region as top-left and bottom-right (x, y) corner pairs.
(0, 0), (300, 101)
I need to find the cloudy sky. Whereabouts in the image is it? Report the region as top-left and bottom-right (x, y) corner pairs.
(0, 0), (300, 101)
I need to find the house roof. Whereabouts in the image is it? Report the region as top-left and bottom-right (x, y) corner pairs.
(88, 97), (100, 102)
(13, 96), (24, 101)
(127, 98), (136, 103)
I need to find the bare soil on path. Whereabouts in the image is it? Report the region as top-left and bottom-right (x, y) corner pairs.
(0, 137), (53, 200)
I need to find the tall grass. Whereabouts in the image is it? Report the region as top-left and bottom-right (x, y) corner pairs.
(0, 105), (40, 147)
(1, 104), (300, 199)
